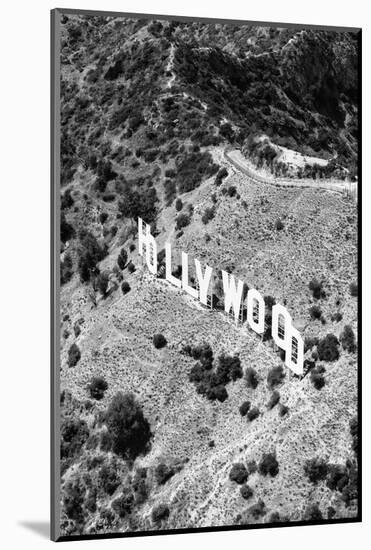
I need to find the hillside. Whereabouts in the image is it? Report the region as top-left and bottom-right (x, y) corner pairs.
(58, 13), (359, 537)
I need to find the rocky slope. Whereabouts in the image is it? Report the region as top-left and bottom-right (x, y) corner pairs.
(58, 14), (359, 537)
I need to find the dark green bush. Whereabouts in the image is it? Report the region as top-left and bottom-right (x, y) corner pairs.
(247, 407), (260, 421)
(267, 365), (285, 389)
(104, 392), (152, 459)
(240, 484), (253, 500)
(239, 401), (251, 416)
(112, 487), (134, 518)
(317, 334), (339, 362)
(151, 503), (170, 523)
(68, 343), (81, 367)
(117, 248), (128, 270)
(245, 367), (259, 389)
(267, 390), (280, 410)
(304, 457), (328, 483)
(229, 463), (248, 484)
(88, 376), (108, 400)
(121, 281), (131, 294)
(259, 453), (279, 477)
(153, 333), (167, 349)
(339, 325), (356, 353)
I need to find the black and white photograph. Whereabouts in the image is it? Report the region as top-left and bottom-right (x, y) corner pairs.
(53, 7), (360, 542)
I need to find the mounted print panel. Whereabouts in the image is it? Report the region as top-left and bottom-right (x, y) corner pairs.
(51, 8), (361, 542)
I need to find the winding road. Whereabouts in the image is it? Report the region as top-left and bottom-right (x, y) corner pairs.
(224, 149), (357, 201)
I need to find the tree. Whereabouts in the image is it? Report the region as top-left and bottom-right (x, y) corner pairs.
(304, 503), (323, 520)
(309, 279), (325, 300)
(151, 504), (170, 523)
(340, 325), (356, 353)
(155, 463), (175, 485)
(121, 281), (131, 294)
(247, 407), (260, 421)
(245, 367), (259, 389)
(153, 333), (167, 349)
(104, 392), (152, 459)
(275, 218), (284, 231)
(112, 487), (134, 518)
(239, 401), (251, 416)
(259, 453), (279, 477)
(309, 305), (322, 320)
(267, 390), (280, 410)
(349, 282), (358, 297)
(304, 457), (328, 483)
(229, 463), (248, 484)
(88, 376), (108, 400)
(317, 334), (339, 362)
(175, 213), (190, 230)
(117, 248), (128, 270)
(175, 198), (183, 211)
(97, 271), (110, 297)
(68, 343), (81, 367)
(267, 365), (285, 389)
(240, 484), (253, 500)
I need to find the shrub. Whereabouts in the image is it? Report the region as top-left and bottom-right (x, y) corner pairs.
(215, 167), (228, 185)
(245, 367), (259, 389)
(310, 368), (325, 390)
(155, 463), (175, 485)
(247, 407), (260, 422)
(304, 457), (328, 483)
(153, 333), (167, 349)
(259, 453), (279, 477)
(317, 334), (339, 361)
(350, 417), (358, 454)
(327, 506), (336, 519)
(61, 418), (89, 464)
(127, 261), (135, 273)
(240, 484), (253, 500)
(151, 504), (170, 523)
(279, 404), (289, 417)
(112, 487), (134, 518)
(267, 365), (285, 389)
(340, 325), (356, 353)
(175, 213), (190, 230)
(267, 390), (280, 410)
(99, 212), (108, 224)
(117, 248), (128, 270)
(349, 282), (358, 297)
(88, 376), (108, 400)
(216, 354), (242, 383)
(61, 213), (75, 243)
(309, 279), (325, 299)
(121, 281), (131, 294)
(175, 198), (183, 211)
(99, 463), (120, 495)
(63, 478), (85, 522)
(304, 503), (323, 521)
(229, 463), (248, 484)
(68, 343), (81, 367)
(248, 499), (266, 519)
(275, 218), (284, 231)
(202, 206), (216, 224)
(239, 401), (251, 416)
(104, 392), (152, 459)
(309, 305), (322, 320)
(97, 271), (110, 297)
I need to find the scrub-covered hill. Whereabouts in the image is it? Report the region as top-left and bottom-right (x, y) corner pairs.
(58, 13), (359, 537)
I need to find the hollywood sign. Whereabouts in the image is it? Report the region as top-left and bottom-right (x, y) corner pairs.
(137, 217), (303, 375)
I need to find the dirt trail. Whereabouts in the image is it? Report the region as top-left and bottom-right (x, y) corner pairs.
(166, 43), (176, 89)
